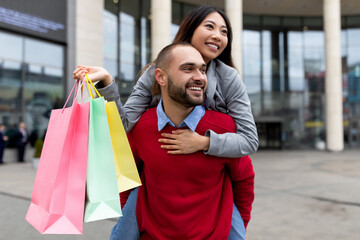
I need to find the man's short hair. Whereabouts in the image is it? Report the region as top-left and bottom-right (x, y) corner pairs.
(152, 42), (195, 96)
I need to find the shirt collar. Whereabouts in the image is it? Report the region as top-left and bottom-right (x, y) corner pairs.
(157, 99), (205, 132)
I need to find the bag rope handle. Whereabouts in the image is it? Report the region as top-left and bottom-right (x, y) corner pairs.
(85, 73), (101, 99)
(62, 80), (82, 113)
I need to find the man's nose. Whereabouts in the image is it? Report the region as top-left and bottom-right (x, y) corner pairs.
(193, 69), (206, 82)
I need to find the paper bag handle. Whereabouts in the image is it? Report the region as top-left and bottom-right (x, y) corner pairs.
(85, 73), (101, 99)
(62, 80), (83, 113)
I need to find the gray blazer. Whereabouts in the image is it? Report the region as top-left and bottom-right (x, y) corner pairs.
(98, 59), (259, 158)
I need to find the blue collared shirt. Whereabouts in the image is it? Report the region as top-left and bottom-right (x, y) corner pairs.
(156, 99), (205, 132)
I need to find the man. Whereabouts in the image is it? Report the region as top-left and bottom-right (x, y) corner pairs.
(16, 122), (28, 162)
(0, 124), (8, 164)
(121, 42), (254, 239)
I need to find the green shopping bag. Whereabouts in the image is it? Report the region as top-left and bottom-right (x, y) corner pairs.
(84, 74), (141, 193)
(84, 87), (122, 222)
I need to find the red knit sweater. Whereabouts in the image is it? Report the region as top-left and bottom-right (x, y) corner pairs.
(125, 108), (254, 240)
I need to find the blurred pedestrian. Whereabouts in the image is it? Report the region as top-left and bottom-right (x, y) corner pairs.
(16, 122), (28, 163)
(0, 124), (8, 164)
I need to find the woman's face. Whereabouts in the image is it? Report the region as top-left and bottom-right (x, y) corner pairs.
(191, 12), (228, 64)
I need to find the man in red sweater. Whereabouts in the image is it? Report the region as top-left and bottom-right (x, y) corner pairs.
(125, 42), (254, 239)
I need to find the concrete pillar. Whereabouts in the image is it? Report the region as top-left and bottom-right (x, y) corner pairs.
(66, 0), (76, 95)
(323, 0), (343, 151)
(75, 0), (104, 66)
(66, 0), (104, 95)
(225, 0), (243, 75)
(151, 0), (171, 60)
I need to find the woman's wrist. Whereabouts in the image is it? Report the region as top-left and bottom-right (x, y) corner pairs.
(199, 135), (210, 151)
(102, 72), (113, 86)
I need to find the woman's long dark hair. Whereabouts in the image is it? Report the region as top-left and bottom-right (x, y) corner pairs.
(172, 5), (235, 68)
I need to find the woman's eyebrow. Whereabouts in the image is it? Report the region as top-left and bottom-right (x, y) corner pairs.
(203, 20), (227, 29)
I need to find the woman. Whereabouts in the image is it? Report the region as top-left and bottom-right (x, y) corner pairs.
(74, 5), (257, 240)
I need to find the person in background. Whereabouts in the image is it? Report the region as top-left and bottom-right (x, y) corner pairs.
(0, 124), (8, 164)
(16, 122), (28, 163)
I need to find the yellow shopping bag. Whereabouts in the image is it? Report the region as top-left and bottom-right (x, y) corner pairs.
(105, 102), (142, 192)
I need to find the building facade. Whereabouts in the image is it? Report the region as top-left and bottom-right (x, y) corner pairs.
(0, 0), (66, 146)
(0, 0), (359, 150)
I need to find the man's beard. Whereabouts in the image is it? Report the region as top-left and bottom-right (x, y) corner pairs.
(167, 77), (204, 108)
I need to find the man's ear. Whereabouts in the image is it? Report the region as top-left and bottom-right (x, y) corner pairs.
(154, 68), (167, 86)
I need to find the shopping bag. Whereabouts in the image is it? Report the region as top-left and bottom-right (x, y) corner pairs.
(84, 76), (122, 222)
(25, 81), (89, 234)
(85, 74), (141, 193)
(105, 101), (141, 193)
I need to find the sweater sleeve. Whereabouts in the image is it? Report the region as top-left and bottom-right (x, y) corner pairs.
(97, 64), (156, 133)
(205, 65), (259, 157)
(227, 155), (255, 228)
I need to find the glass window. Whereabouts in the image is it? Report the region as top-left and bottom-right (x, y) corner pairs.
(243, 30), (261, 94)
(104, 0), (118, 15)
(341, 30), (348, 59)
(282, 92), (305, 147)
(120, 0), (151, 86)
(304, 31), (325, 75)
(263, 16), (281, 26)
(0, 31), (22, 61)
(243, 30), (261, 74)
(0, 59), (22, 115)
(103, 9), (118, 77)
(262, 92), (282, 114)
(0, 31), (23, 126)
(303, 31), (325, 145)
(172, 1), (182, 26)
(242, 15), (360, 149)
(288, 32), (304, 91)
(243, 14), (261, 26)
(141, 0), (151, 68)
(183, 4), (197, 17)
(303, 17), (322, 28)
(288, 31), (303, 47)
(171, 24), (180, 42)
(120, 10), (137, 82)
(348, 29), (360, 67)
(347, 28), (360, 109)
(140, 17), (147, 67)
(24, 63), (63, 136)
(341, 30), (347, 48)
(104, 0), (151, 103)
(347, 16), (360, 27)
(348, 29), (360, 46)
(283, 17), (301, 27)
(0, 31), (64, 136)
(24, 39), (63, 67)
(248, 88), (261, 117)
(304, 30), (324, 47)
(24, 38), (64, 136)
(262, 31), (272, 91)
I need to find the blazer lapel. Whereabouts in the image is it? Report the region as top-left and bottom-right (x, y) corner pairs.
(205, 60), (217, 109)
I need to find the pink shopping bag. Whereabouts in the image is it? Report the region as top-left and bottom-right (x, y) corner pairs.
(25, 81), (89, 234)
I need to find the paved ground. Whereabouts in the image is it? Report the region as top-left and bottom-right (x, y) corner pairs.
(246, 149), (360, 240)
(0, 148), (359, 239)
